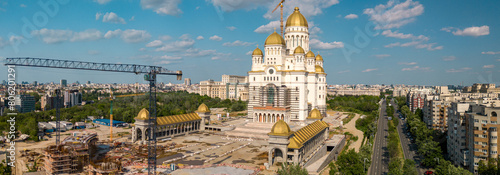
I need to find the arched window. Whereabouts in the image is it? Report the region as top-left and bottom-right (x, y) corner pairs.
(267, 87), (275, 105)
(493, 112), (498, 117)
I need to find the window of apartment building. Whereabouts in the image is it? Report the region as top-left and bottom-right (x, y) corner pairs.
(491, 136), (498, 139)
(474, 134), (479, 137)
(483, 127), (488, 131)
(491, 143), (497, 146)
(474, 162), (479, 166)
(474, 127), (479, 130)
(482, 142), (488, 146)
(474, 141), (479, 145)
(482, 135), (488, 138)
(475, 119), (479, 123)
(482, 149), (488, 153)
(492, 121), (498, 124)
(474, 148), (479, 152)
(491, 151), (498, 154)
(482, 120), (488, 124)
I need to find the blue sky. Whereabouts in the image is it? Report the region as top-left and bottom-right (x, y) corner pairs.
(0, 0), (499, 86)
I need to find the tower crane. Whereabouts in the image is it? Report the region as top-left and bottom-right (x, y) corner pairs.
(108, 92), (145, 142)
(272, 0), (285, 36)
(4, 57), (181, 175)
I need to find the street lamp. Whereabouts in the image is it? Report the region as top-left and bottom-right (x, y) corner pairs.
(363, 158), (369, 174)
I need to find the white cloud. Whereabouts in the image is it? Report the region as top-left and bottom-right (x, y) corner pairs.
(362, 68), (378, 73)
(70, 29), (102, 42)
(104, 29), (151, 43)
(88, 50), (100, 55)
(443, 56), (456, 61)
(102, 12), (126, 24)
(446, 67), (471, 73)
(196, 36), (204, 40)
(246, 51), (253, 55)
(381, 30), (428, 41)
(209, 35), (223, 41)
(254, 20), (280, 34)
(155, 36), (195, 52)
(209, 0), (339, 20)
(94, 0), (112, 4)
(309, 39), (343, 49)
(401, 66), (430, 71)
(159, 35), (172, 41)
(308, 21), (323, 35)
(146, 40), (163, 47)
(338, 70), (350, 74)
(141, 0), (182, 16)
(483, 65), (495, 69)
(211, 52), (231, 60)
(344, 14), (358, 19)
(183, 48), (216, 57)
(398, 62), (417, 65)
(374, 54), (390, 58)
(104, 29), (122, 39)
(363, 0), (424, 29)
(385, 41), (442, 51)
(96, 13), (102, 20)
(20, 4), (26, 8)
(497, 59), (500, 62)
(133, 55), (182, 65)
(442, 25), (489, 36)
(223, 40), (254, 47)
(482, 51), (500, 55)
(31, 29), (73, 44)
(31, 29), (102, 44)
(121, 29), (151, 43)
(129, 16), (135, 21)
(227, 26), (237, 31)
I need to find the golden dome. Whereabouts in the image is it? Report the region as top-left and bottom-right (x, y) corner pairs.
(286, 7), (308, 27)
(306, 51), (315, 58)
(265, 31), (285, 45)
(315, 65), (325, 73)
(135, 108), (149, 120)
(252, 47), (263, 56)
(196, 103), (210, 113)
(269, 120), (292, 136)
(316, 54), (323, 61)
(308, 108), (323, 119)
(294, 46), (305, 54)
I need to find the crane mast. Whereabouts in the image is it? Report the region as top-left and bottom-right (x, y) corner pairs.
(272, 0), (285, 36)
(4, 57), (182, 175)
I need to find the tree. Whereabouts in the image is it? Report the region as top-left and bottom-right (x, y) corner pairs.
(336, 149), (364, 175)
(435, 160), (472, 175)
(388, 157), (403, 175)
(478, 159), (498, 175)
(277, 163), (308, 175)
(403, 159), (418, 175)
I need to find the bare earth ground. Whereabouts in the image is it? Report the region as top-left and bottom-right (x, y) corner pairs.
(342, 113), (364, 152)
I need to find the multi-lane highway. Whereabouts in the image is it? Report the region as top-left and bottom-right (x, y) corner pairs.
(391, 99), (424, 174)
(368, 99), (389, 175)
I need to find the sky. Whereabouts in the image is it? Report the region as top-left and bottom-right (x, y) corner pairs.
(0, 0), (499, 86)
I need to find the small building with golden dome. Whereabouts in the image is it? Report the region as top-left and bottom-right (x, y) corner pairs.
(131, 104), (211, 143)
(248, 7), (327, 125)
(267, 108), (332, 167)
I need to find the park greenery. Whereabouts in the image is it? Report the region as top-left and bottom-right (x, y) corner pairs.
(386, 103), (406, 175)
(277, 163), (308, 175)
(329, 145), (373, 175)
(327, 95), (380, 142)
(0, 91), (247, 142)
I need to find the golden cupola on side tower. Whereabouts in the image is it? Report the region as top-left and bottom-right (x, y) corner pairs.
(265, 31), (286, 45)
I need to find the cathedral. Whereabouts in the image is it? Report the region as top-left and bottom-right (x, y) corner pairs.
(248, 7), (327, 124)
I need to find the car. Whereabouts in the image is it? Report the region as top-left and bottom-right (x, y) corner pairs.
(424, 170), (434, 175)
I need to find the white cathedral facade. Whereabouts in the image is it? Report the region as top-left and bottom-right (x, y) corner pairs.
(248, 7), (327, 124)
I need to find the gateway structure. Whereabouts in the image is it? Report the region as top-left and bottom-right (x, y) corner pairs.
(248, 7), (327, 124)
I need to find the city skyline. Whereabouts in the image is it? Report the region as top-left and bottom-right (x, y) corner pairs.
(0, 0), (499, 86)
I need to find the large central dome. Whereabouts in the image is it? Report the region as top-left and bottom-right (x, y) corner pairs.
(286, 7), (308, 27)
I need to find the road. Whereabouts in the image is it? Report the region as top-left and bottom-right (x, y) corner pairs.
(368, 98), (389, 175)
(391, 99), (424, 174)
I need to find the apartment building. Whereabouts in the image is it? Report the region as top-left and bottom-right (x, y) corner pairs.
(447, 102), (472, 169)
(199, 75), (249, 101)
(465, 103), (500, 174)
